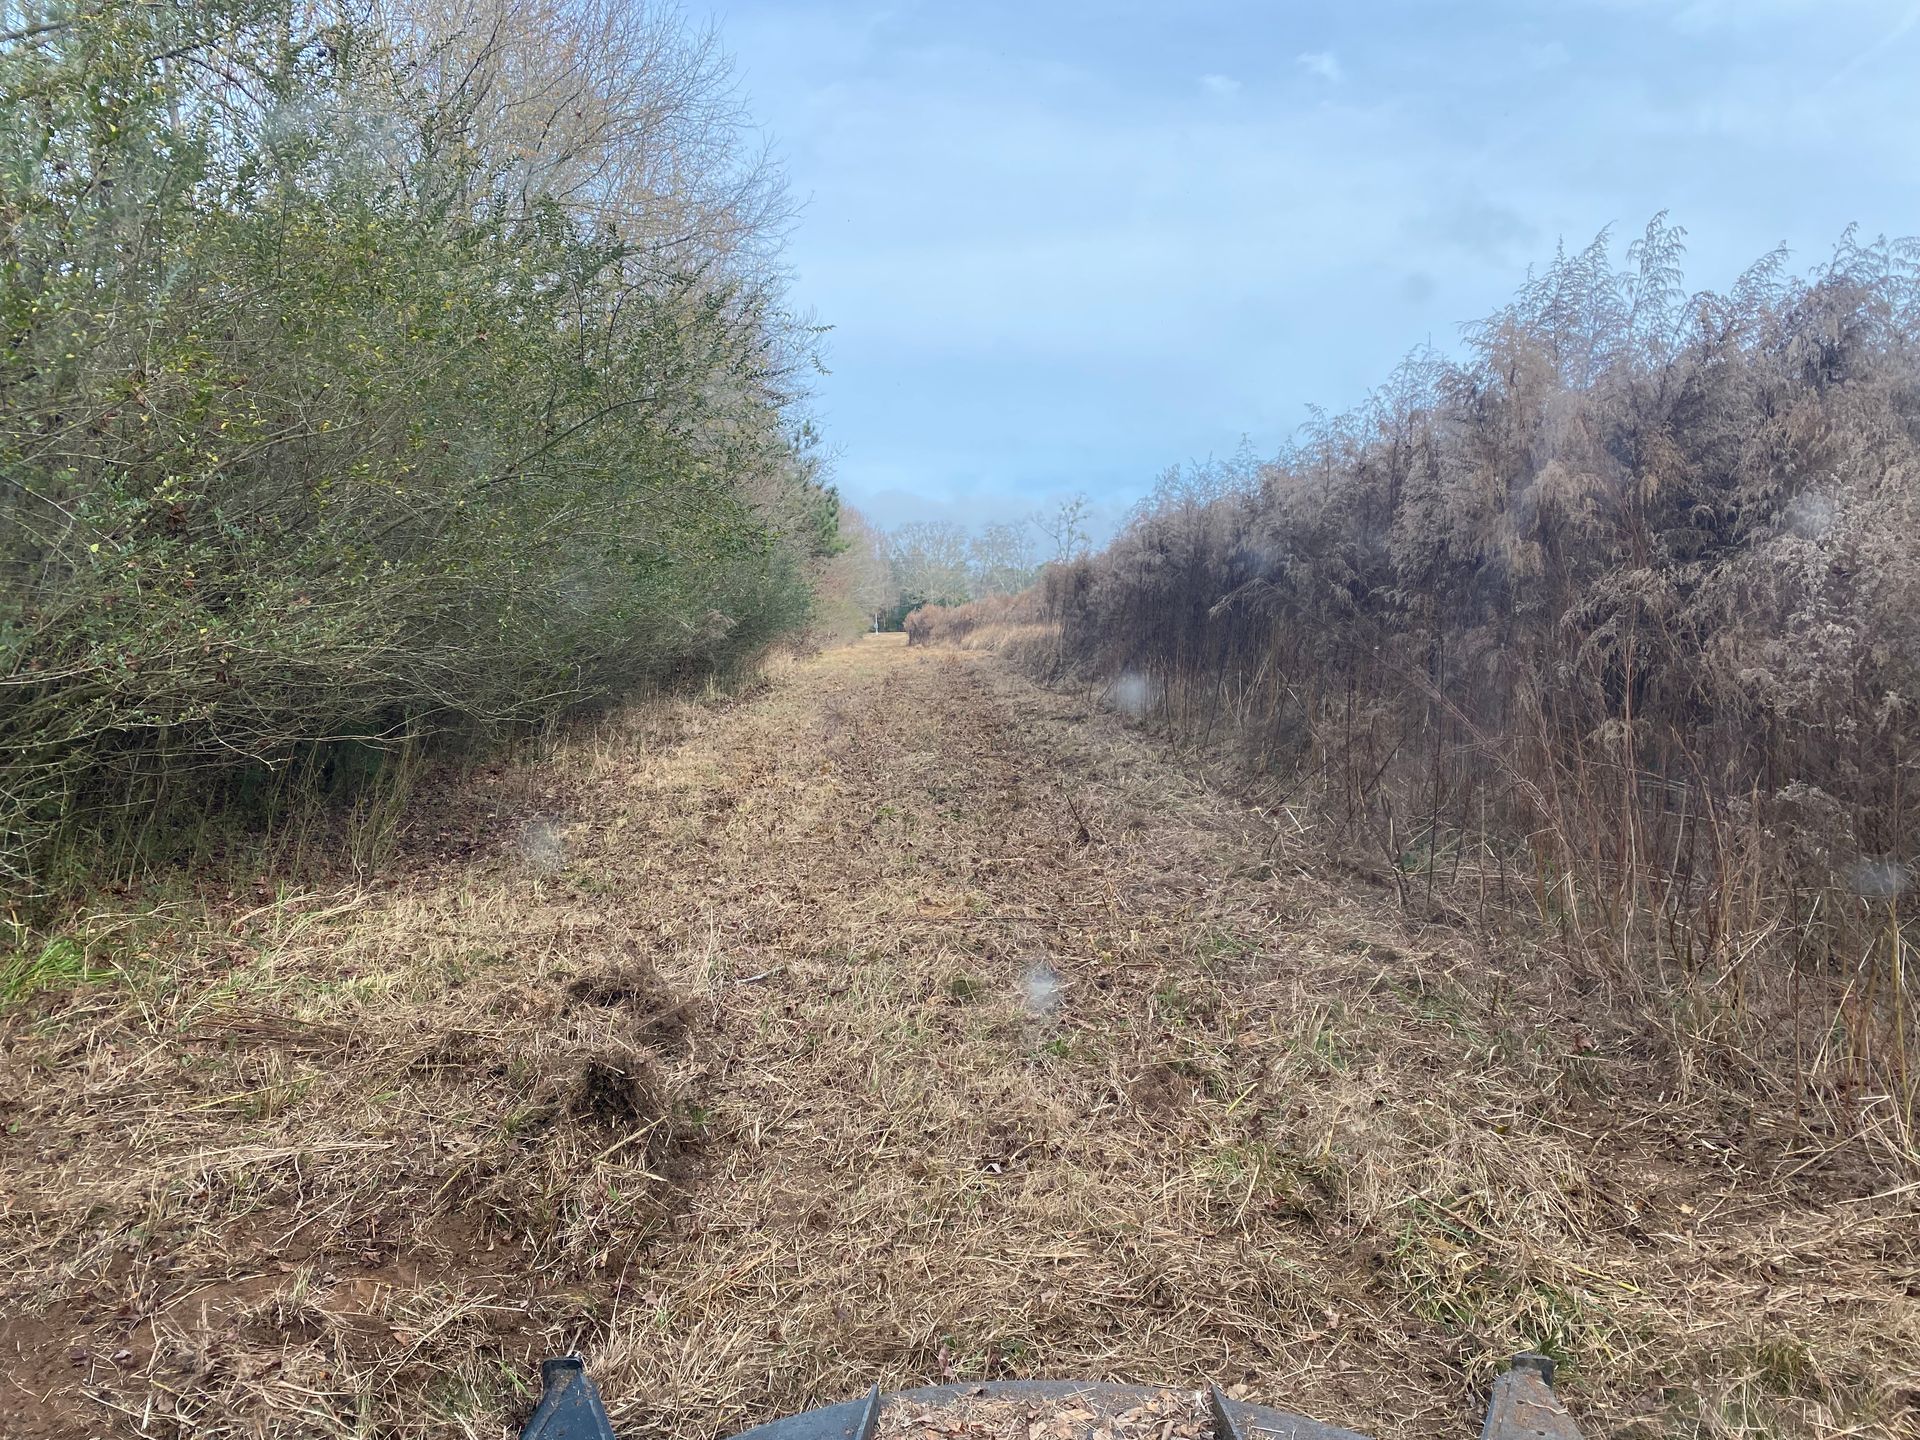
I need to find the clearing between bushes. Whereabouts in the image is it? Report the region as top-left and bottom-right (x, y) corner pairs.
(1, 635), (1913, 1440)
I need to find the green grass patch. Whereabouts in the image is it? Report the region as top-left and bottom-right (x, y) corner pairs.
(0, 935), (118, 1009)
(945, 971), (989, 1004)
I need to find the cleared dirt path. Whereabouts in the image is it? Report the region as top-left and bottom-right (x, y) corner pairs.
(3, 636), (1912, 1440)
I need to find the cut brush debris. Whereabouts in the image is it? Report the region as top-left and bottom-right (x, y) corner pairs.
(1, 637), (1915, 1440)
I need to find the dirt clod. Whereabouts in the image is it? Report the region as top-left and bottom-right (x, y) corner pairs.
(570, 1055), (665, 1133)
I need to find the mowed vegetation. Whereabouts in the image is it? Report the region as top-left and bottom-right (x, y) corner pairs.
(922, 221), (1920, 1169)
(0, 0), (889, 898)
(3, 638), (1914, 1440)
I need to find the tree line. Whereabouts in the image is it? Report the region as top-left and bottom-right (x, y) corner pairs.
(852, 499), (1091, 632)
(0, 0), (842, 894)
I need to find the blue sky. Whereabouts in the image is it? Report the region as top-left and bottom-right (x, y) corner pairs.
(717, 0), (1920, 537)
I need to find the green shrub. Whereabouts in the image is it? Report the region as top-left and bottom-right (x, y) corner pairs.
(0, 0), (840, 892)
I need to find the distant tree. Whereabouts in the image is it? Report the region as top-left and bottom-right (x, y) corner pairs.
(830, 508), (895, 631)
(886, 521), (973, 612)
(968, 520), (1038, 596)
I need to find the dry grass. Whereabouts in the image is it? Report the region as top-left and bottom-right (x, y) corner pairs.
(3, 635), (1916, 1440)
(903, 594), (1053, 653)
(949, 622), (1059, 654)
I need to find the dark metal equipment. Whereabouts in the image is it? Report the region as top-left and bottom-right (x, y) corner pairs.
(519, 1354), (1580, 1440)
(520, 1359), (620, 1440)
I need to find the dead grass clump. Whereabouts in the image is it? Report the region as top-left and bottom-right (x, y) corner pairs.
(568, 1054), (668, 1135)
(1, 874), (707, 1435)
(567, 958), (694, 1049)
(997, 624), (1065, 674)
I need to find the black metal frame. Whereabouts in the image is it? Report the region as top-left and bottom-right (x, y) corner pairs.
(518, 1354), (1580, 1440)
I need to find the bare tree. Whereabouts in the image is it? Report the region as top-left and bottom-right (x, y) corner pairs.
(887, 521), (972, 607)
(829, 507), (894, 631)
(968, 520), (1037, 596)
(1035, 493), (1092, 565)
(373, 0), (793, 272)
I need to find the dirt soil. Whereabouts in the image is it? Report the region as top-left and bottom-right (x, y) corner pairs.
(2, 635), (1915, 1440)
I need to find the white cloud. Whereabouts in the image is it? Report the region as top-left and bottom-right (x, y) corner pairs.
(1296, 50), (1344, 83)
(1199, 73), (1242, 97)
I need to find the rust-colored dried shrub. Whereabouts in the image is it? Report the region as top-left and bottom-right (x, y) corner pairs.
(904, 592), (1052, 650)
(1010, 220), (1920, 1150)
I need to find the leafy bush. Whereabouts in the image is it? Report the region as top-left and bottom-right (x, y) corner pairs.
(0, 0), (838, 891)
